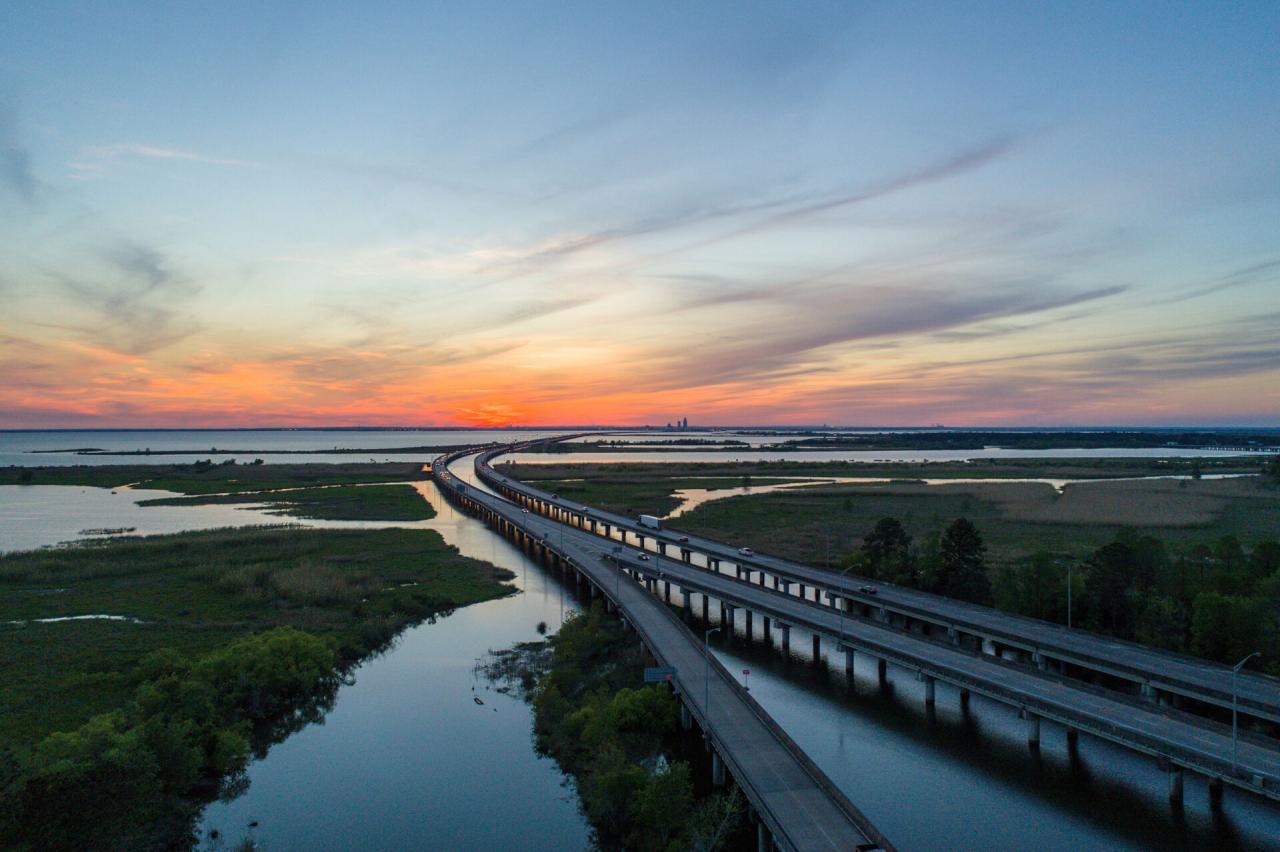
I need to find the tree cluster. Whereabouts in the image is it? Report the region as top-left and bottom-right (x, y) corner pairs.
(0, 628), (341, 849)
(845, 516), (992, 604)
(531, 605), (744, 851)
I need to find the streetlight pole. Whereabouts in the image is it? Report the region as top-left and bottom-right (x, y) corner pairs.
(1233, 651), (1261, 773)
(836, 564), (853, 642)
(704, 627), (721, 730)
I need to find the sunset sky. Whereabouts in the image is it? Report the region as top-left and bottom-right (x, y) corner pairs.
(2, 2), (1277, 428)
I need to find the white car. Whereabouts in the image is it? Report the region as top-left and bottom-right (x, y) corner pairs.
(738, 547), (754, 556)
(636, 553), (651, 561)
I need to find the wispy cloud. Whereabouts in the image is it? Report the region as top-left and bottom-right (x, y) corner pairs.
(0, 103), (38, 204)
(69, 144), (262, 179)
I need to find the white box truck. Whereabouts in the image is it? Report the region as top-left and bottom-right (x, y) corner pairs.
(638, 514), (663, 530)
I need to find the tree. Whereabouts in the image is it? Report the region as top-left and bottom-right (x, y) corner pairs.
(1190, 592), (1267, 664)
(1262, 456), (1280, 488)
(1082, 542), (1140, 636)
(861, 518), (915, 585)
(932, 518), (991, 603)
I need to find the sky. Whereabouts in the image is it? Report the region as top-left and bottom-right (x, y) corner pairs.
(1, 1), (1278, 428)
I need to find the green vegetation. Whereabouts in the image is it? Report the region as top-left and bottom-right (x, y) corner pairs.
(670, 476), (1280, 569)
(0, 527), (514, 848)
(533, 476), (810, 518)
(138, 483), (434, 521)
(486, 605), (744, 850)
(0, 460), (428, 493)
(502, 454), (1263, 485)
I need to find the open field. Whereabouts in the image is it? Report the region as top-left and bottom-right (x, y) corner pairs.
(0, 461), (429, 493)
(0, 526), (514, 745)
(671, 476), (1280, 568)
(531, 476), (813, 518)
(137, 483), (435, 521)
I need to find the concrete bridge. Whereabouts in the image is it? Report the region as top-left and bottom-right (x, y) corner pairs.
(470, 438), (1280, 810)
(433, 450), (893, 852)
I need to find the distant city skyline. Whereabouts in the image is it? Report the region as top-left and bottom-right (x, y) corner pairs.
(2, 2), (1278, 428)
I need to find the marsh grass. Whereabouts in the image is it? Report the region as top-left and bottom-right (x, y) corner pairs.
(0, 526), (515, 744)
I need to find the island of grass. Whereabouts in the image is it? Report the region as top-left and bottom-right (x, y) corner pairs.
(137, 483), (435, 521)
(0, 526), (514, 849)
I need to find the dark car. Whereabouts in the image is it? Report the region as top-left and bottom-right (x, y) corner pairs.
(677, 536), (689, 543)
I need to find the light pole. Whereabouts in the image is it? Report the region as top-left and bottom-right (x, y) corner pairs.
(836, 564), (854, 642)
(1233, 651), (1261, 772)
(1057, 556), (1075, 629)
(612, 545), (623, 602)
(704, 627), (721, 727)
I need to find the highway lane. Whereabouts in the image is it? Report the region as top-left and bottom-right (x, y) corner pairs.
(479, 456), (1280, 727)
(434, 455), (890, 851)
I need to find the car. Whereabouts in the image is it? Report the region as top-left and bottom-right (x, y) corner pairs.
(677, 536), (689, 543)
(859, 585), (879, 595)
(521, 508), (530, 514)
(738, 547), (754, 556)
(636, 553), (651, 561)
(551, 493), (559, 499)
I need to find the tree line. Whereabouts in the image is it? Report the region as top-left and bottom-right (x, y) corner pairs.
(842, 517), (1280, 675)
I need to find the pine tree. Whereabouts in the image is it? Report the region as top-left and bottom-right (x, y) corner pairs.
(936, 517), (990, 603)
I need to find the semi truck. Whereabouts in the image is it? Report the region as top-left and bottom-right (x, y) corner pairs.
(638, 514), (663, 530)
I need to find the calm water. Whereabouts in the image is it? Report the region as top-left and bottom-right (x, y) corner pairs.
(505, 446), (1264, 465)
(0, 429), (573, 468)
(196, 481), (590, 851)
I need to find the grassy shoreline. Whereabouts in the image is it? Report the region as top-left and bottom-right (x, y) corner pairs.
(0, 460), (430, 492)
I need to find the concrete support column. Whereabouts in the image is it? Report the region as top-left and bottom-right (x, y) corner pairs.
(701, 595), (709, 621)
(877, 658), (887, 683)
(947, 626), (960, 646)
(757, 821), (768, 852)
(959, 688), (970, 710)
(1141, 682), (1156, 702)
(842, 645), (855, 675)
(1026, 712), (1041, 748)
(663, 580), (671, 602)
(725, 605), (736, 636)
(924, 675), (936, 706)
(1208, 777), (1224, 810)
(658, 542), (667, 555)
(1033, 651), (1047, 672)
(720, 601), (728, 624)
(762, 615), (771, 636)
(779, 623), (791, 654)
(1168, 765), (1184, 806)
(709, 557), (720, 571)
(711, 750), (725, 786)
(744, 609), (754, 638)
(681, 589), (691, 616)
(680, 703), (692, 731)
(1066, 727), (1078, 751)
(812, 634), (821, 661)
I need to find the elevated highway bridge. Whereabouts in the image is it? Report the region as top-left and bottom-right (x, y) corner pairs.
(467, 438), (1280, 809)
(433, 449), (892, 852)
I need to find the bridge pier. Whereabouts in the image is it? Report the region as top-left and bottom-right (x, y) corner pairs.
(1168, 765), (1184, 806)
(761, 615), (770, 638)
(1025, 711), (1041, 748)
(658, 542), (667, 555)
(1033, 651), (1047, 672)
(663, 579), (671, 603)
(959, 688), (970, 711)
(779, 623), (791, 654)
(680, 703), (692, 731)
(725, 604), (737, 637)
(711, 750), (726, 786)
(877, 657), (887, 683)
(841, 644), (854, 676)
(681, 548), (691, 562)
(757, 821), (769, 852)
(701, 594), (709, 621)
(1066, 727), (1078, 751)
(709, 557), (720, 572)
(681, 589), (691, 618)
(798, 583), (806, 599)
(1208, 776), (1224, 810)
(812, 634), (821, 662)
(923, 675), (935, 706)
(745, 610), (754, 639)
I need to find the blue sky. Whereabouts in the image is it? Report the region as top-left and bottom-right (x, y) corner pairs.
(1, 2), (1277, 426)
